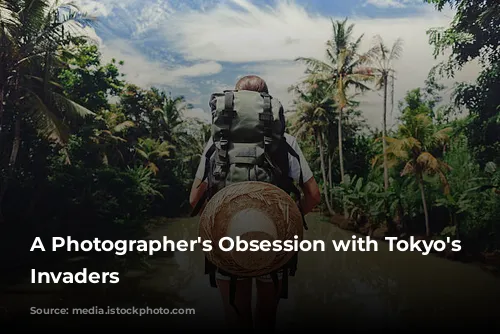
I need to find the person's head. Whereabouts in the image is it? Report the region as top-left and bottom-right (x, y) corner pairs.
(235, 75), (269, 93)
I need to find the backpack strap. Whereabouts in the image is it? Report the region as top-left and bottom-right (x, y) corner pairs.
(204, 261), (240, 316)
(257, 98), (308, 230)
(213, 91), (235, 181)
(264, 140), (308, 230)
(190, 91), (235, 218)
(285, 142), (304, 188)
(289, 251), (298, 276)
(281, 266), (289, 298)
(204, 257), (218, 288)
(259, 93), (274, 153)
(271, 271), (279, 292)
(284, 142), (308, 230)
(229, 276), (239, 315)
(216, 267), (240, 315)
(200, 143), (217, 185)
(270, 255), (296, 301)
(190, 143), (216, 217)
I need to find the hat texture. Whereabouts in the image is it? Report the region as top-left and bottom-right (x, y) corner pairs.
(199, 181), (303, 277)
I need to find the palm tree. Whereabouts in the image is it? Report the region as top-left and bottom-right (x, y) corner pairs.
(367, 35), (404, 191)
(153, 93), (190, 144)
(135, 138), (174, 175)
(382, 113), (452, 237)
(296, 18), (373, 183)
(0, 0), (94, 217)
(91, 109), (135, 166)
(295, 18), (374, 217)
(174, 118), (212, 180)
(289, 81), (336, 215)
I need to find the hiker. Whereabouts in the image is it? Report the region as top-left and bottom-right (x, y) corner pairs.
(189, 75), (321, 331)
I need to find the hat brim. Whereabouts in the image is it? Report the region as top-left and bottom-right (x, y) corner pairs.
(199, 181), (304, 277)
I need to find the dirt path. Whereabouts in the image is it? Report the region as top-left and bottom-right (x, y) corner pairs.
(2, 213), (500, 330)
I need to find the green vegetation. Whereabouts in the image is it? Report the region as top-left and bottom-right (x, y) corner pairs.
(291, 1), (500, 256)
(0, 0), (498, 286)
(0, 1), (209, 281)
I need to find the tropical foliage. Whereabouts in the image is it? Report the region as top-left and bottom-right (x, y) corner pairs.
(0, 0), (209, 281)
(290, 7), (500, 250)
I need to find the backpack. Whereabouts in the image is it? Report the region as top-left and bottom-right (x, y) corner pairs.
(191, 90), (308, 313)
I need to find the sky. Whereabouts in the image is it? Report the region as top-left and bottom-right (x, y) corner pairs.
(74, 0), (480, 130)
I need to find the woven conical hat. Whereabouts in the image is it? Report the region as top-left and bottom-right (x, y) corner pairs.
(199, 181), (304, 277)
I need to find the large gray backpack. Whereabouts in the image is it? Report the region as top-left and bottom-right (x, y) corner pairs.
(191, 89), (308, 311)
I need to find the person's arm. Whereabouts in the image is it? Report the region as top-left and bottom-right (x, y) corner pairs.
(287, 134), (321, 215)
(299, 177), (321, 215)
(189, 178), (208, 215)
(189, 139), (213, 215)
(189, 178), (206, 207)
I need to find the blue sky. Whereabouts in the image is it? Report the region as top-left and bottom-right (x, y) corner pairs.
(76, 0), (475, 128)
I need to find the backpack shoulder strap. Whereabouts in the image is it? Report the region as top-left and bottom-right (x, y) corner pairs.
(272, 137), (308, 230)
(213, 91), (235, 181)
(284, 140), (304, 188)
(259, 92), (274, 153)
(204, 257), (217, 288)
(285, 139), (308, 230)
(199, 143), (217, 185)
(190, 142), (216, 217)
(190, 91), (235, 217)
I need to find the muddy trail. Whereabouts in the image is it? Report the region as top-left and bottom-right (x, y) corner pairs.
(2, 213), (500, 330)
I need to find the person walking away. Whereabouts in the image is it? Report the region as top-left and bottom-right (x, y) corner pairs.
(189, 75), (321, 331)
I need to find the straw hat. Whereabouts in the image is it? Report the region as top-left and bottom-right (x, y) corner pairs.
(199, 181), (304, 277)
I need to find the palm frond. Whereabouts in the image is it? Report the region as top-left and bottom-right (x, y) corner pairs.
(438, 169), (451, 195)
(51, 91), (94, 119)
(433, 126), (453, 144)
(295, 57), (334, 74)
(23, 87), (70, 144)
(146, 162), (159, 175)
(416, 152), (440, 172)
(113, 120), (135, 133)
(135, 148), (149, 160)
(389, 37), (404, 61)
(0, 0), (19, 27)
(401, 161), (415, 176)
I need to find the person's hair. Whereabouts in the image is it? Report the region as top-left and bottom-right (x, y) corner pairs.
(235, 75), (269, 93)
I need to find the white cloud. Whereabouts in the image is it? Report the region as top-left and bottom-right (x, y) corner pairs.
(183, 108), (211, 123)
(240, 61), (308, 110)
(172, 62), (222, 77)
(164, 0), (331, 63)
(162, 0), (480, 128)
(74, 0), (480, 130)
(76, 0), (176, 40)
(364, 0), (414, 8)
(76, 0), (114, 17)
(75, 0), (224, 95)
(76, 0), (136, 17)
(97, 39), (222, 89)
(200, 79), (230, 93)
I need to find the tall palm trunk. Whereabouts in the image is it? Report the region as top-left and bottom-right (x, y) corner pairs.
(338, 106), (345, 184)
(382, 73), (389, 191)
(337, 106), (348, 218)
(317, 132), (335, 216)
(0, 85), (4, 129)
(0, 70), (21, 219)
(328, 152), (333, 206)
(0, 115), (21, 220)
(418, 174), (430, 237)
(0, 30), (6, 129)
